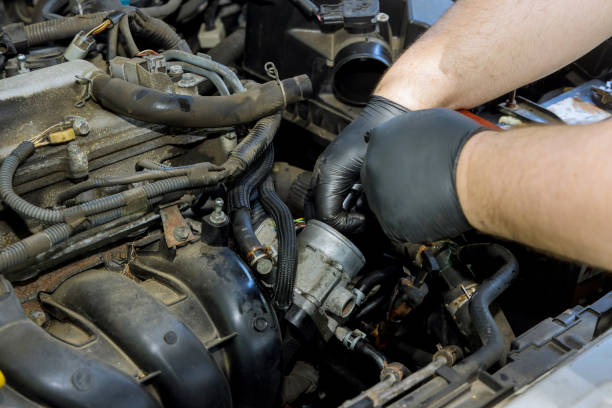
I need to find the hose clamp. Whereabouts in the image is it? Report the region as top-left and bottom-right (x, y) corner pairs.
(264, 61), (287, 108)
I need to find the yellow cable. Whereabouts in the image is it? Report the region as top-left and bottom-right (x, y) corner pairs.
(0, 369), (5, 388)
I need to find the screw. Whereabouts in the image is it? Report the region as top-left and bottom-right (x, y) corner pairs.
(174, 226), (190, 241)
(17, 54), (29, 73)
(209, 197), (227, 224)
(72, 118), (90, 136)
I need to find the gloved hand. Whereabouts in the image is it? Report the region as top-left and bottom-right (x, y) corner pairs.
(311, 96), (408, 234)
(361, 108), (487, 243)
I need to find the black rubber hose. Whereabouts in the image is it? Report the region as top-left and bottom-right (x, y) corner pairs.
(259, 175), (297, 310)
(355, 269), (389, 296)
(91, 74), (310, 128)
(141, 0), (182, 18)
(119, 15), (139, 56)
(207, 27), (245, 65)
(231, 208), (264, 261)
(203, 0), (220, 30)
(32, 0), (69, 22)
(354, 341), (387, 372)
(228, 149), (274, 270)
(385, 245), (519, 407)
(131, 10), (191, 53)
(289, 0), (319, 18)
(107, 21), (119, 60)
(455, 244), (519, 374)
(23, 11), (108, 47)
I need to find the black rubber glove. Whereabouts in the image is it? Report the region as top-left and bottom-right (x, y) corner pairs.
(311, 96), (408, 234)
(361, 108), (487, 243)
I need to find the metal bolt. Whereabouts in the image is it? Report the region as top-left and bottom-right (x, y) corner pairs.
(178, 72), (197, 88)
(17, 54), (29, 73)
(174, 226), (190, 241)
(168, 64), (183, 77)
(335, 263), (344, 273)
(209, 197), (227, 224)
(255, 258), (274, 275)
(72, 118), (90, 136)
(376, 12), (389, 23)
(253, 316), (269, 332)
(29, 310), (47, 326)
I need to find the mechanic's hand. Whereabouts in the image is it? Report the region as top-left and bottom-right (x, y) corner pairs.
(361, 108), (487, 243)
(311, 96), (408, 234)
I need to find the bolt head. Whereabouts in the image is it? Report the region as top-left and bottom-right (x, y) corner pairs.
(376, 12), (389, 23)
(29, 310), (47, 326)
(72, 119), (90, 136)
(169, 65), (183, 75)
(173, 225), (190, 241)
(253, 316), (269, 332)
(256, 258), (274, 275)
(17, 54), (26, 62)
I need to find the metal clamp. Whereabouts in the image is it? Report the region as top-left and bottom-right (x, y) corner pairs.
(264, 61), (287, 108)
(342, 329), (366, 350)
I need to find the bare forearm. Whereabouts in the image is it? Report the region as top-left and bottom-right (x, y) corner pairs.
(456, 121), (612, 269)
(375, 0), (612, 110)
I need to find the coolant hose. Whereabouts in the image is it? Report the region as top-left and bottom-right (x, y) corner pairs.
(391, 244), (519, 405)
(91, 74), (310, 128)
(455, 244), (519, 373)
(259, 175), (297, 310)
(207, 27), (245, 65)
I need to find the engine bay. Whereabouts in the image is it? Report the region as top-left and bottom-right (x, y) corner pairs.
(0, 1), (611, 407)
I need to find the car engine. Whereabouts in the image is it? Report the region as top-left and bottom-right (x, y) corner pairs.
(0, 1), (611, 407)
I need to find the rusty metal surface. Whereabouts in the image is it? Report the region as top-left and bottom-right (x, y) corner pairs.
(13, 244), (129, 304)
(160, 204), (195, 248)
(546, 96), (611, 125)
